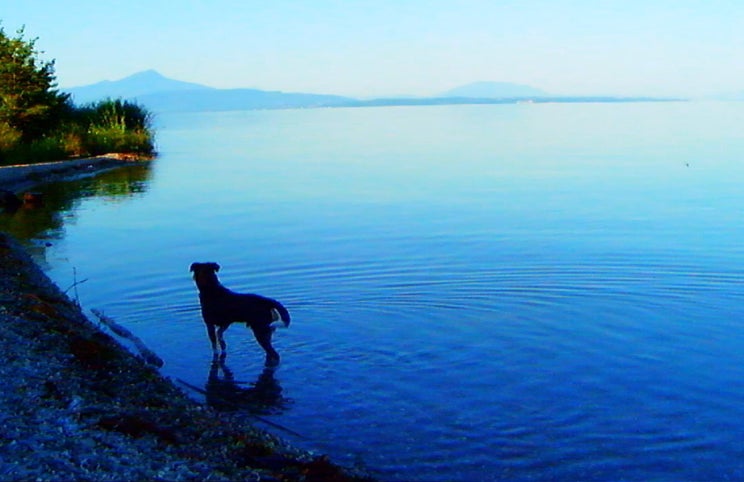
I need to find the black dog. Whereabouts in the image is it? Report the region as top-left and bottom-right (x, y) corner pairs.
(190, 262), (290, 366)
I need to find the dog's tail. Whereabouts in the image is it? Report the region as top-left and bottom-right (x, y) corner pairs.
(269, 300), (291, 328)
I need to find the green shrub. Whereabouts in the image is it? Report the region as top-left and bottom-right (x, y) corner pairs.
(0, 121), (21, 152)
(76, 99), (152, 131)
(85, 126), (154, 156)
(74, 99), (155, 156)
(0, 134), (67, 165)
(0, 99), (156, 164)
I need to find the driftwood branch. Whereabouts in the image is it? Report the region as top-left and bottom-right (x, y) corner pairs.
(91, 309), (164, 367)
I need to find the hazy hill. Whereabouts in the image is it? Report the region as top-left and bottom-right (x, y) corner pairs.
(443, 81), (549, 98)
(64, 70), (674, 113)
(64, 70), (355, 111)
(65, 70), (214, 104)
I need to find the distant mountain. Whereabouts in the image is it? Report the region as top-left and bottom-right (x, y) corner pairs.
(65, 70), (214, 104)
(64, 70), (678, 113)
(64, 70), (355, 111)
(443, 81), (549, 98)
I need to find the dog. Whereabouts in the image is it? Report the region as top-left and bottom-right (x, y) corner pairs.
(190, 262), (290, 366)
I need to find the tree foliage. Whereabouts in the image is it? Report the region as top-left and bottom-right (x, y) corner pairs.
(0, 24), (154, 165)
(0, 25), (70, 142)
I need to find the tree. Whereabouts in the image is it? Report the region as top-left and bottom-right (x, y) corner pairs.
(0, 25), (70, 143)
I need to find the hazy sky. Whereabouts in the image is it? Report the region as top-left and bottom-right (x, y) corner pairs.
(3, 1), (743, 97)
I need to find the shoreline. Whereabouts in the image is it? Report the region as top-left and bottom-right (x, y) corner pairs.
(0, 162), (376, 480)
(0, 154), (152, 194)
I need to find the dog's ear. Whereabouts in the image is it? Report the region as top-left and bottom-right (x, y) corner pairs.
(209, 262), (220, 272)
(189, 263), (198, 272)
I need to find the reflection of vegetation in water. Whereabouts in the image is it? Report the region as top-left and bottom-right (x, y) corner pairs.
(83, 163), (152, 201)
(0, 163), (153, 245)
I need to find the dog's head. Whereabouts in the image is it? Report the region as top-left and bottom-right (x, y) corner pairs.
(190, 262), (221, 290)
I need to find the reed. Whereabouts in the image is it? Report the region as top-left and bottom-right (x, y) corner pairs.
(75, 99), (155, 155)
(76, 99), (153, 132)
(0, 99), (155, 165)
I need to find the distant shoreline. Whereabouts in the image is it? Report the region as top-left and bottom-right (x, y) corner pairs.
(116, 92), (688, 114)
(342, 95), (686, 109)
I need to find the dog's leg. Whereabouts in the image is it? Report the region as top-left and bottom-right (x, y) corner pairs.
(216, 325), (228, 354)
(250, 325), (280, 367)
(206, 323), (219, 355)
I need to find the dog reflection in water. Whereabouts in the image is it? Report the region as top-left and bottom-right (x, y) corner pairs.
(190, 262), (290, 366)
(206, 357), (289, 414)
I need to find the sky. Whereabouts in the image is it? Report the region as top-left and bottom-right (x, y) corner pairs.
(3, 0), (743, 98)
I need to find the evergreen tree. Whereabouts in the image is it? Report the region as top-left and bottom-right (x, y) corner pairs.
(0, 25), (69, 143)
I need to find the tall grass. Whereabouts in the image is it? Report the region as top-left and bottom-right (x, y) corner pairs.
(75, 98), (153, 132)
(0, 98), (155, 166)
(74, 99), (155, 156)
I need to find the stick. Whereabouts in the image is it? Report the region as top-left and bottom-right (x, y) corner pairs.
(91, 309), (164, 367)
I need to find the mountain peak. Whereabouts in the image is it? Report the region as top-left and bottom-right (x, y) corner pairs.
(124, 69), (166, 80)
(65, 70), (213, 104)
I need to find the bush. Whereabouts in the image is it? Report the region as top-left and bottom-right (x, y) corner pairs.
(0, 99), (155, 165)
(76, 99), (155, 156)
(85, 126), (154, 156)
(0, 134), (66, 166)
(82, 98), (152, 131)
(0, 121), (21, 152)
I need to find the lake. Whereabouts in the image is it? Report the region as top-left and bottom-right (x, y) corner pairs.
(4, 102), (744, 481)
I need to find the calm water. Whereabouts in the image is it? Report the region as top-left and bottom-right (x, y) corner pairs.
(4, 102), (744, 481)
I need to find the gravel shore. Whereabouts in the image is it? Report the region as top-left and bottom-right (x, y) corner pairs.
(0, 164), (375, 481)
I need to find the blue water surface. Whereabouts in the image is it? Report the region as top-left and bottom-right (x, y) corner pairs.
(6, 101), (744, 481)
